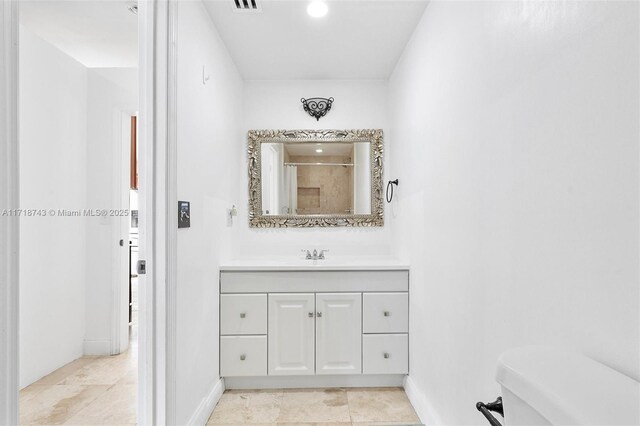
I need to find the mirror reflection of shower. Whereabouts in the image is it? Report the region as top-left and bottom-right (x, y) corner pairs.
(260, 142), (371, 216)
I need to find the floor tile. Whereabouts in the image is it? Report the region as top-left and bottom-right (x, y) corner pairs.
(208, 424), (276, 426)
(207, 390), (283, 424)
(114, 363), (137, 386)
(63, 384), (137, 425)
(19, 384), (49, 405)
(352, 423), (422, 426)
(347, 388), (420, 423)
(58, 356), (133, 386)
(19, 384), (110, 425)
(33, 357), (101, 386)
(277, 423), (352, 425)
(276, 389), (350, 423)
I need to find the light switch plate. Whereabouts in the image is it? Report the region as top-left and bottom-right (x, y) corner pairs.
(178, 201), (190, 228)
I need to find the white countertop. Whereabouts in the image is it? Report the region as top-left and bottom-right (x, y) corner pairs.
(220, 256), (409, 271)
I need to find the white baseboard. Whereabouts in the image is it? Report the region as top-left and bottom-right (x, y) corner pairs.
(225, 374), (404, 390)
(83, 339), (111, 356)
(188, 378), (225, 426)
(403, 375), (444, 426)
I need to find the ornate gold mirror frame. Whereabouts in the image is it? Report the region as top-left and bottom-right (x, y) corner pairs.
(248, 129), (384, 228)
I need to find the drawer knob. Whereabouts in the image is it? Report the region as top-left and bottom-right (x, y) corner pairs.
(383, 311), (391, 317)
(317, 312), (322, 318)
(308, 312), (314, 318)
(383, 353), (390, 359)
(240, 354), (246, 361)
(239, 313), (246, 319)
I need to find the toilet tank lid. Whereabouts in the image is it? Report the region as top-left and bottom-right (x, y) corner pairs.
(496, 346), (639, 425)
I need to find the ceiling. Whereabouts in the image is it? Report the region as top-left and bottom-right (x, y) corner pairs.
(203, 0), (429, 80)
(18, 0), (427, 77)
(19, 0), (138, 68)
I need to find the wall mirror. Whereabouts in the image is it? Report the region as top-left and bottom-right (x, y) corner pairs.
(248, 129), (384, 227)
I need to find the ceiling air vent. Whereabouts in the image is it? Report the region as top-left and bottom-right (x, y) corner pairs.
(233, 0), (261, 12)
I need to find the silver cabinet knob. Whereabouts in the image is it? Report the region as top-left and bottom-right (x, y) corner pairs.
(316, 312), (322, 317)
(308, 312), (314, 318)
(240, 354), (246, 361)
(239, 313), (246, 318)
(383, 311), (390, 317)
(383, 353), (390, 359)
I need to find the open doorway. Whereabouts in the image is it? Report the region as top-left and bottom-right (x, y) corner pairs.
(17, 1), (141, 424)
(127, 115), (140, 351)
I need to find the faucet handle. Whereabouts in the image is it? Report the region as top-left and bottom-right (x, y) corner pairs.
(301, 249), (312, 260)
(318, 249), (329, 259)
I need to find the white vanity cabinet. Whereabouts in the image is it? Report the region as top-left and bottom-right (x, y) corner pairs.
(219, 268), (409, 387)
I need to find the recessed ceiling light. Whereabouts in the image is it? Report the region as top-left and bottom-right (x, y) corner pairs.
(307, 1), (328, 18)
(315, 148), (323, 153)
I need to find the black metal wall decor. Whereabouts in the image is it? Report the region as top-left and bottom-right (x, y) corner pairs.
(301, 97), (334, 121)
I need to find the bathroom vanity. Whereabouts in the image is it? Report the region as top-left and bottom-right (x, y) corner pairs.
(219, 261), (409, 388)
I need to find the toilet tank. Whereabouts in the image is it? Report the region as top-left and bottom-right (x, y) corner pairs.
(496, 346), (639, 425)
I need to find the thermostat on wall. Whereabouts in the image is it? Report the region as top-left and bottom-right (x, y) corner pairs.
(178, 201), (190, 228)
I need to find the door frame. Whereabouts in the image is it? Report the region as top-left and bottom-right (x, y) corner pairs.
(0, 0), (178, 423)
(0, 0), (19, 424)
(138, 0), (178, 424)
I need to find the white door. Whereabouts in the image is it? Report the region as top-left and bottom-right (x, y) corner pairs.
(268, 294), (315, 375)
(316, 293), (362, 375)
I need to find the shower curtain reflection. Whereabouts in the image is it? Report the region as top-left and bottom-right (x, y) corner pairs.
(284, 165), (297, 215)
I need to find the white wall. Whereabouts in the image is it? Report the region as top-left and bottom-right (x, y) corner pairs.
(176, 1), (243, 423)
(84, 68), (137, 355)
(19, 26), (88, 388)
(235, 80), (391, 258)
(388, 2), (639, 424)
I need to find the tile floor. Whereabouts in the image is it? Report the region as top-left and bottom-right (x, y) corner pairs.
(21, 357), (419, 426)
(206, 387), (421, 425)
(19, 279), (138, 425)
(19, 346), (137, 425)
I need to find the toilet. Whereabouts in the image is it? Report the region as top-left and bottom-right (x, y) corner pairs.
(496, 346), (640, 425)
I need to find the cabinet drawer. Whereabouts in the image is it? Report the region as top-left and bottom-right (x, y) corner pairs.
(363, 334), (408, 375)
(220, 336), (267, 377)
(363, 293), (408, 333)
(221, 294), (267, 335)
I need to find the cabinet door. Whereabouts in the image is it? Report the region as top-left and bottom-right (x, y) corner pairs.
(316, 293), (362, 375)
(268, 293), (315, 375)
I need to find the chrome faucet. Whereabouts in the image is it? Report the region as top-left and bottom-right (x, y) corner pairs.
(302, 249), (329, 260)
